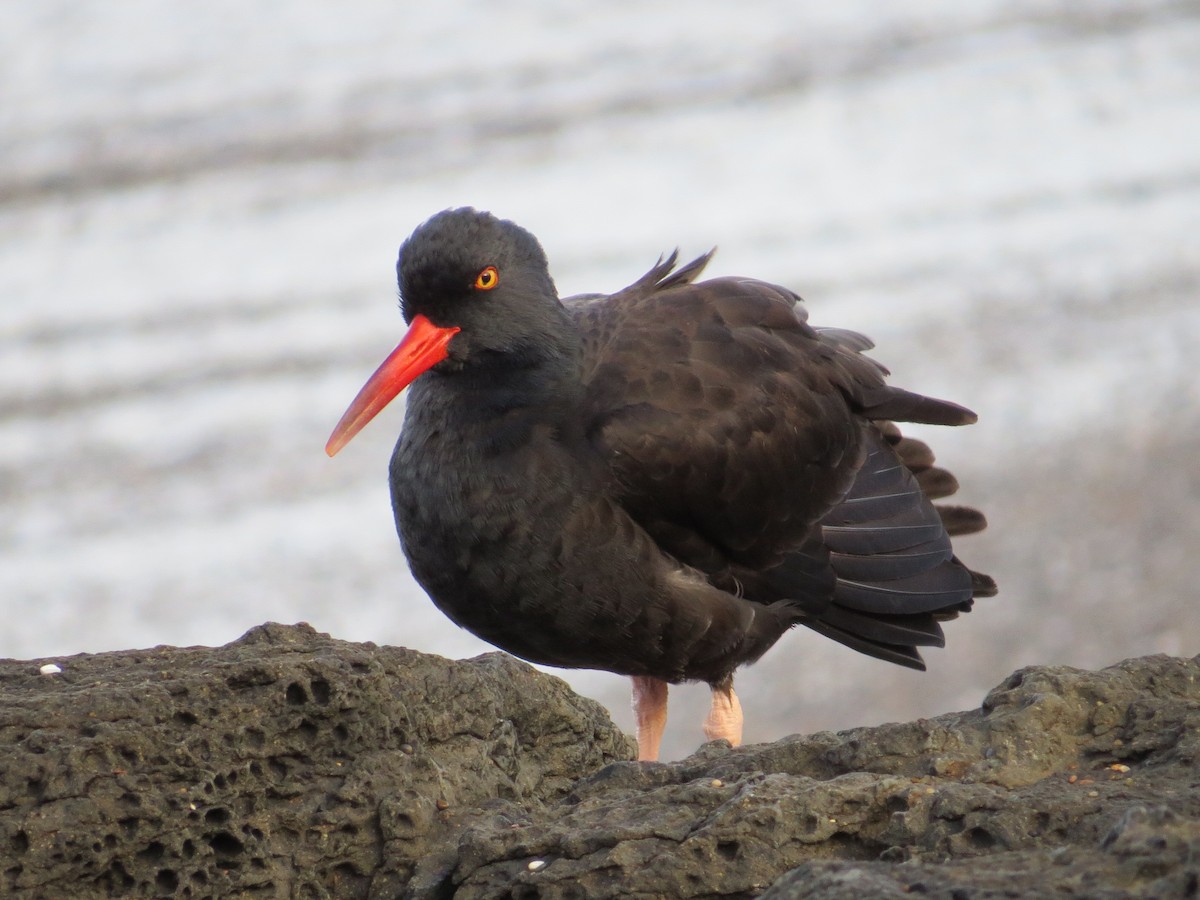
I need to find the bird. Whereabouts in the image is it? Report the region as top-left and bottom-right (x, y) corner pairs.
(326, 207), (996, 762)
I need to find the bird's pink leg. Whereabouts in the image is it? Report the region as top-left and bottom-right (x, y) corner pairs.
(630, 676), (669, 762)
(703, 682), (743, 748)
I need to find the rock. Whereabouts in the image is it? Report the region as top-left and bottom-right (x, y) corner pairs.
(424, 654), (1200, 898)
(766, 805), (1200, 900)
(1, 625), (1197, 898)
(0, 623), (634, 898)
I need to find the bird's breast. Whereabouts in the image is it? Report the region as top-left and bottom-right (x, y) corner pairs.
(389, 388), (594, 618)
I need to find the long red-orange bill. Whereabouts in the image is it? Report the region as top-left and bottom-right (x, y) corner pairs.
(325, 314), (460, 457)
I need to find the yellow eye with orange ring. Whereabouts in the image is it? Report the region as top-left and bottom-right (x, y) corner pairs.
(474, 266), (499, 290)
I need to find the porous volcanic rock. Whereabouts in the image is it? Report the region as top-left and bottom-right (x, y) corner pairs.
(446, 654), (1200, 899)
(1, 624), (1197, 899)
(0, 623), (634, 898)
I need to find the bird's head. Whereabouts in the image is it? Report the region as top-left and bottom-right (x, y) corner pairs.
(326, 208), (563, 456)
(397, 207), (556, 333)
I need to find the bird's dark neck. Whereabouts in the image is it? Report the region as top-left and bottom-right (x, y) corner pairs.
(457, 345), (581, 413)
(398, 331), (588, 475)
(424, 313), (586, 430)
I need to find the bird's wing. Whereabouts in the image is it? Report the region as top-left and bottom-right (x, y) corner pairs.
(567, 254), (973, 572)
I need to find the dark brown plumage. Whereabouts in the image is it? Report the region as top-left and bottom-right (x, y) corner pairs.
(327, 208), (995, 760)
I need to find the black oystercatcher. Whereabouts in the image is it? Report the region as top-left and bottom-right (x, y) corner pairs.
(327, 208), (995, 761)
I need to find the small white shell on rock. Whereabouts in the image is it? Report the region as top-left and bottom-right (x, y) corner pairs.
(39, 663), (62, 675)
(527, 860), (547, 872)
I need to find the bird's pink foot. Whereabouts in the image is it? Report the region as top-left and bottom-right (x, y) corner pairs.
(703, 684), (743, 747)
(631, 676), (669, 762)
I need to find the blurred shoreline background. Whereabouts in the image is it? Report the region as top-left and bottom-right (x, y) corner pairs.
(3, 2), (1198, 759)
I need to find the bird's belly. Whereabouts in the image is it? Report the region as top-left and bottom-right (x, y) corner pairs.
(394, 491), (615, 669)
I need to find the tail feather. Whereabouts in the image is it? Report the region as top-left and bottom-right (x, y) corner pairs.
(885, 430), (932, 464)
(938, 505), (988, 536)
(970, 567), (998, 598)
(915, 467), (961, 499)
(833, 561), (974, 615)
(786, 425), (991, 668)
(857, 386), (978, 427)
(818, 605), (947, 648)
(830, 483), (927, 524)
(828, 543), (952, 582)
(801, 619), (930, 670)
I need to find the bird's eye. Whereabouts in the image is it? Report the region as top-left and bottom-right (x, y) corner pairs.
(474, 266), (499, 291)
